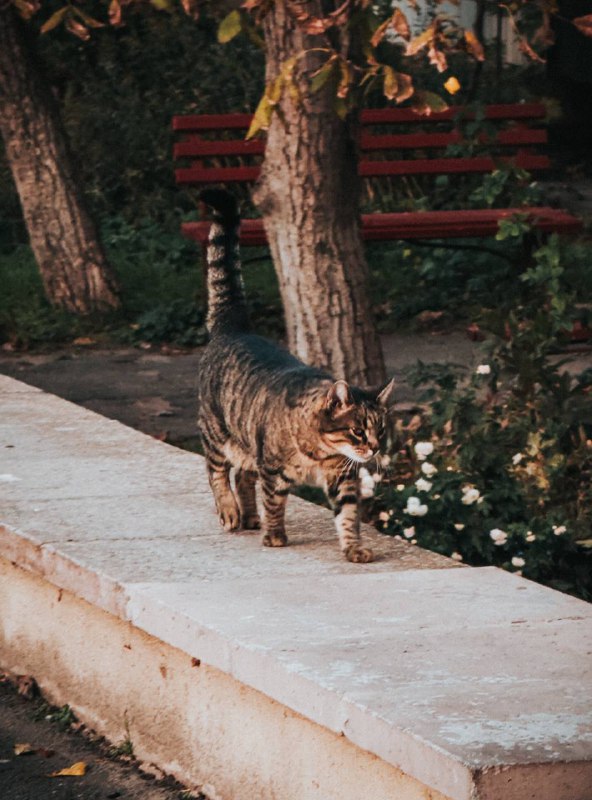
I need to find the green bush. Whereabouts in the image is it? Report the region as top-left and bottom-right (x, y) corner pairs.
(375, 234), (592, 600)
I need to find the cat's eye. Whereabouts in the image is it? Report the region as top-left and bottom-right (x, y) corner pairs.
(351, 427), (364, 438)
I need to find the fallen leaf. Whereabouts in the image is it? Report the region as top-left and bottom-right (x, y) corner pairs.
(133, 397), (175, 417)
(49, 761), (87, 777)
(14, 743), (34, 756)
(72, 337), (96, 346)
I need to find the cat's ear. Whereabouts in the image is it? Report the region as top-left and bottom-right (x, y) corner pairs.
(325, 380), (353, 412)
(376, 378), (395, 408)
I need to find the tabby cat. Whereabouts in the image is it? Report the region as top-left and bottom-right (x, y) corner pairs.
(197, 189), (394, 563)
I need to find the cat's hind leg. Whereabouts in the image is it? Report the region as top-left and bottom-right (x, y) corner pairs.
(235, 469), (261, 530)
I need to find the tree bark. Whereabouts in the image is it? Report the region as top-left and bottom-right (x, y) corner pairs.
(253, 0), (385, 387)
(0, 4), (120, 314)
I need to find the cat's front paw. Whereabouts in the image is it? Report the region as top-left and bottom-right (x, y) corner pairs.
(262, 531), (288, 548)
(344, 544), (374, 563)
(219, 503), (241, 532)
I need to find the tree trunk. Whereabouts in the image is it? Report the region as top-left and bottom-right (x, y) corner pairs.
(252, 0), (385, 387)
(0, 5), (120, 314)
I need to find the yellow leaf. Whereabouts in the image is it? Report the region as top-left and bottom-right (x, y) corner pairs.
(14, 743), (34, 756)
(383, 65), (399, 100)
(337, 60), (352, 99)
(49, 761), (87, 777)
(246, 94), (274, 139)
(405, 26), (433, 56)
(444, 76), (461, 95)
(218, 10), (242, 44)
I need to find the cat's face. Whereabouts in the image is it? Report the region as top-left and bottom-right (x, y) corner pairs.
(320, 379), (394, 463)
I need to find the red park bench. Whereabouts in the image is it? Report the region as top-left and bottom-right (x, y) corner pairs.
(172, 103), (582, 248)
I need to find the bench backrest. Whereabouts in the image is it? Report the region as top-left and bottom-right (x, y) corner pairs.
(173, 103), (550, 187)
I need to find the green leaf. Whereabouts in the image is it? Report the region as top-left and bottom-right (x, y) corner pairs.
(218, 10), (243, 44)
(334, 96), (349, 120)
(412, 90), (448, 115)
(310, 60), (336, 94)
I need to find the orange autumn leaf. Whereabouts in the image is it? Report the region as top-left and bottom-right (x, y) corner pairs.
(444, 76), (461, 95)
(49, 761), (87, 777)
(464, 30), (485, 61)
(573, 14), (592, 37)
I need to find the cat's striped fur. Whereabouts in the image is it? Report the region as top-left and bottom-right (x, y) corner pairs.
(197, 189), (394, 562)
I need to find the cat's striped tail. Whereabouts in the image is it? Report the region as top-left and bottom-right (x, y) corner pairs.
(199, 189), (249, 334)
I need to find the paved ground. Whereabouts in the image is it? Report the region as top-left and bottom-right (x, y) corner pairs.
(0, 331), (484, 447)
(0, 331), (590, 449)
(0, 677), (203, 800)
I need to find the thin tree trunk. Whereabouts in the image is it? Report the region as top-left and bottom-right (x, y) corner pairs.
(0, 5), (120, 314)
(252, 0), (385, 387)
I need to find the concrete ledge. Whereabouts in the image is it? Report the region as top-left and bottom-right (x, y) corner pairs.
(1, 374), (591, 800)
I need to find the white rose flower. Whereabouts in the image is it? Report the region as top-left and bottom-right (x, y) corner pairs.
(403, 526), (415, 539)
(552, 524), (567, 536)
(511, 556), (525, 568)
(378, 511), (390, 522)
(476, 364), (491, 375)
(396, 484), (405, 492)
(405, 496), (428, 517)
(461, 486), (481, 505)
(359, 467), (375, 498)
(453, 523), (465, 531)
(415, 478), (433, 493)
(421, 461), (437, 477)
(450, 552), (463, 562)
(490, 528), (508, 545)
(525, 531), (536, 542)
(414, 441), (434, 460)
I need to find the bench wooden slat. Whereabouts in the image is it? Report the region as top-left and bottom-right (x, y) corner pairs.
(173, 112), (253, 131)
(172, 103), (547, 133)
(173, 127), (547, 159)
(360, 127), (547, 151)
(175, 153), (550, 186)
(181, 207), (581, 246)
(360, 153), (550, 176)
(359, 103), (547, 125)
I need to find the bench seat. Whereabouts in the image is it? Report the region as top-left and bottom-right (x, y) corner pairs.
(181, 206), (582, 246)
